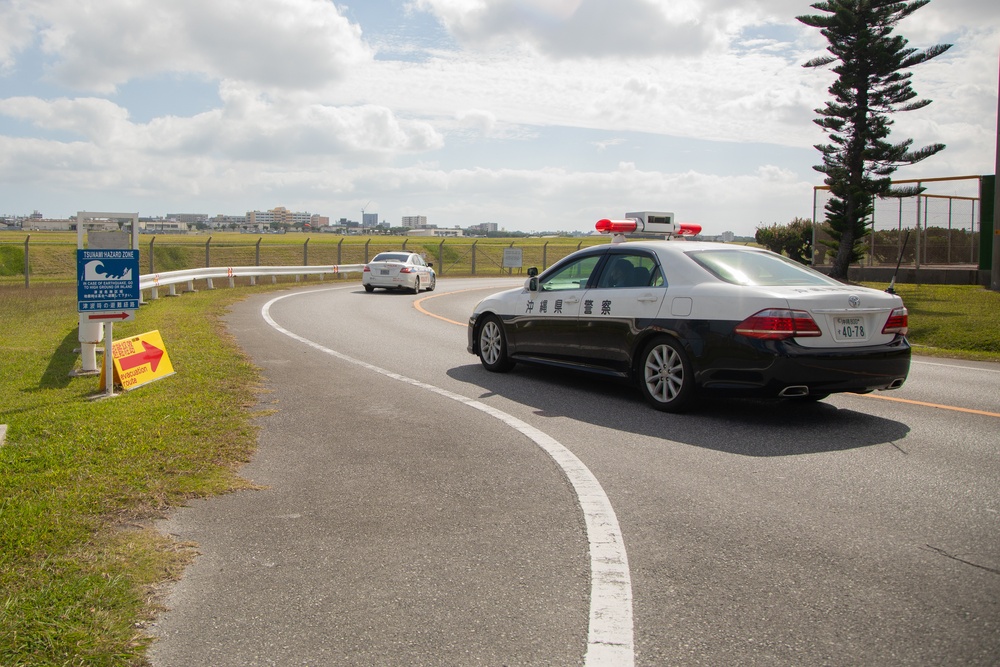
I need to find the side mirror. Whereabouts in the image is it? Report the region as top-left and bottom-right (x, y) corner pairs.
(525, 277), (538, 292)
(527, 267), (538, 277)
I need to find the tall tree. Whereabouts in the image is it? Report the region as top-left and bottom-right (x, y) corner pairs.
(797, 0), (951, 280)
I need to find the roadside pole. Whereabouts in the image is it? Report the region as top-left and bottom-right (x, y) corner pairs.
(993, 53), (1000, 291)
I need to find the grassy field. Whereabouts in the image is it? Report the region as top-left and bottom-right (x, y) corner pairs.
(0, 231), (603, 286)
(1, 239), (998, 665)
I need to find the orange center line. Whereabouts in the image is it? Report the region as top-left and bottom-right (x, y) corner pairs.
(414, 284), (519, 326)
(863, 393), (1000, 418)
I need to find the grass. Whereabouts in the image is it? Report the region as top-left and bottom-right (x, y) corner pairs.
(861, 283), (1000, 361)
(0, 281), (286, 666)
(0, 263), (997, 665)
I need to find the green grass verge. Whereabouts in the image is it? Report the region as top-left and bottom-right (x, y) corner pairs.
(861, 283), (1000, 362)
(0, 281), (289, 666)
(0, 276), (997, 665)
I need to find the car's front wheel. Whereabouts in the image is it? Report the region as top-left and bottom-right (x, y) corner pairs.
(477, 315), (514, 372)
(638, 337), (693, 412)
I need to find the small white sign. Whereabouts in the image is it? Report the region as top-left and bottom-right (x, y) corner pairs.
(502, 248), (523, 268)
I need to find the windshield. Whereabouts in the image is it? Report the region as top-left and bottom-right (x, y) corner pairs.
(686, 249), (841, 287)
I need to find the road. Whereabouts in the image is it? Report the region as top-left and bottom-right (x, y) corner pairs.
(150, 278), (1000, 666)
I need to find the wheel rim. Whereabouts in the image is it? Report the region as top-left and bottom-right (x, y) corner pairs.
(644, 343), (684, 403)
(480, 321), (503, 365)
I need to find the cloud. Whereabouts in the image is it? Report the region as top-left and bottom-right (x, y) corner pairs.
(26, 0), (371, 93)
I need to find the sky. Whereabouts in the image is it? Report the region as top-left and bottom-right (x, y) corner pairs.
(0, 0), (997, 236)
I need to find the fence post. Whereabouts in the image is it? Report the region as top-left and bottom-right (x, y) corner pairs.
(23, 235), (30, 288)
(543, 241), (548, 271)
(304, 238), (310, 266)
(402, 239), (408, 250)
(338, 238), (344, 277)
(365, 238), (371, 263)
(205, 236), (212, 268)
(438, 240), (445, 276)
(472, 240), (478, 276)
(149, 236), (156, 273)
(256, 237), (262, 266)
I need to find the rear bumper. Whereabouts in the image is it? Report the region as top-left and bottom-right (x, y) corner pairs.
(696, 336), (911, 396)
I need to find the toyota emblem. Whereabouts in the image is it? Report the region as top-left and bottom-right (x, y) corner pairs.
(848, 295), (861, 308)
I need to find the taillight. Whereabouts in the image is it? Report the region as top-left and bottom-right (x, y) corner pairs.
(735, 309), (822, 340)
(363, 265), (370, 272)
(399, 267), (412, 273)
(882, 307), (908, 335)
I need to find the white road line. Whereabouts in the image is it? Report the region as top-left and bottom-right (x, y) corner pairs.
(912, 359), (1000, 373)
(261, 290), (635, 666)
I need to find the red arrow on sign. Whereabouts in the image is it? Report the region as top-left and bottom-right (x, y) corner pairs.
(87, 312), (132, 321)
(119, 341), (164, 373)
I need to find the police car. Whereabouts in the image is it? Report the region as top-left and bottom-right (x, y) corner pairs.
(467, 212), (910, 412)
(362, 251), (436, 293)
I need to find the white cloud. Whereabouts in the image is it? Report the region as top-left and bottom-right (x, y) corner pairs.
(28, 0), (371, 93)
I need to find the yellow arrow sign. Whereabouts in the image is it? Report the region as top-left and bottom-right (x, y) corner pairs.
(100, 330), (175, 391)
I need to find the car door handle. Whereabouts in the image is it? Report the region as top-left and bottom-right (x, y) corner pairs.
(637, 294), (660, 302)
(563, 297), (580, 304)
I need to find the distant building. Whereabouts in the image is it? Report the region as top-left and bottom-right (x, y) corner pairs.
(468, 222), (498, 234)
(401, 215), (427, 229)
(406, 227), (464, 237)
(362, 212), (379, 228)
(139, 219), (189, 233)
(248, 206), (313, 228)
(166, 213), (209, 224)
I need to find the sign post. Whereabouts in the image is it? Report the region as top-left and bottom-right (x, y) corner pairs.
(73, 212), (140, 397)
(77, 249), (140, 397)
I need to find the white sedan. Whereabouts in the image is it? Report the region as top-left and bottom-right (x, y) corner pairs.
(468, 221), (910, 412)
(362, 252), (436, 293)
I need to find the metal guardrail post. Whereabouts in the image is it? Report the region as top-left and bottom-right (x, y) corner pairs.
(149, 236), (155, 273)
(23, 235), (30, 288)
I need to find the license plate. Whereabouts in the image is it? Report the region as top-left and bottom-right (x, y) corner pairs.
(380, 269), (390, 275)
(834, 316), (867, 341)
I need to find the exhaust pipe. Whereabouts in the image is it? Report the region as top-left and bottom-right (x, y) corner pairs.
(779, 385), (810, 397)
(885, 378), (906, 390)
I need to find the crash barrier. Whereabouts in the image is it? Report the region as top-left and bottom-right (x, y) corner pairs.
(75, 264), (365, 376)
(138, 264), (365, 299)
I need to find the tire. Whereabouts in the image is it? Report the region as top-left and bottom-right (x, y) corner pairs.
(364, 284), (375, 293)
(477, 315), (514, 372)
(638, 337), (694, 412)
(411, 276), (421, 294)
(427, 274), (436, 291)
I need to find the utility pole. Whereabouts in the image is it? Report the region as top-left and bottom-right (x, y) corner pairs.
(992, 52), (1000, 291)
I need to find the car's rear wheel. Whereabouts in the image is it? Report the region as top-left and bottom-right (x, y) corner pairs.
(411, 276), (421, 294)
(639, 337), (693, 412)
(364, 284), (375, 293)
(478, 315), (514, 372)
(427, 274), (436, 291)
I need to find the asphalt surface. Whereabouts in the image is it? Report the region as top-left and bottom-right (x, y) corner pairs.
(149, 279), (1000, 666)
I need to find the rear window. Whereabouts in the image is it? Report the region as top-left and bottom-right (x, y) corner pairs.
(686, 249), (840, 287)
(372, 253), (411, 263)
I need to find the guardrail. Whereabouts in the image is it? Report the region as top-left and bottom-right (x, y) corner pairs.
(140, 264), (365, 299)
(77, 264), (367, 379)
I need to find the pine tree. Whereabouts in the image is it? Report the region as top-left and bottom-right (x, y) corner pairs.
(797, 0), (951, 280)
